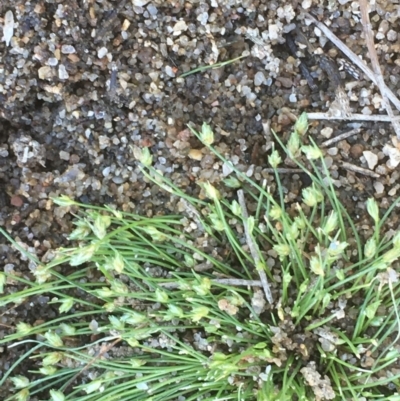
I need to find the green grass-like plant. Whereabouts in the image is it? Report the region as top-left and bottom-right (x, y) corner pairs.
(1, 114), (400, 401)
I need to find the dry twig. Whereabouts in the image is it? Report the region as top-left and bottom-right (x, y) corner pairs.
(304, 12), (400, 114)
(320, 128), (361, 147)
(340, 161), (380, 178)
(307, 113), (400, 122)
(358, 0), (400, 138)
(159, 278), (263, 288)
(237, 189), (273, 304)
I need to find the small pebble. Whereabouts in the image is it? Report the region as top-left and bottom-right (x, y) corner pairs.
(254, 71), (266, 86)
(387, 30), (397, 41)
(97, 47), (108, 59)
(38, 66), (53, 80)
(321, 127), (333, 139)
(165, 65), (175, 77)
(47, 57), (58, 66)
(363, 150), (378, 170)
(59, 151), (70, 161)
(58, 64), (69, 79)
(374, 181), (384, 194)
(350, 144), (364, 158)
(188, 149), (203, 161)
(61, 45), (76, 54)
(173, 20), (188, 33)
(10, 195), (24, 208)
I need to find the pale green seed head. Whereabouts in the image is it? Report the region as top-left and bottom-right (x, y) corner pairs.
(52, 195), (78, 207)
(44, 331), (64, 347)
(268, 149), (282, 168)
(322, 210), (338, 235)
(144, 226), (166, 241)
(286, 224), (299, 241)
(42, 352), (63, 366)
(190, 306), (210, 322)
(382, 247), (400, 264)
(82, 379), (103, 394)
(364, 237), (377, 259)
(231, 200), (241, 216)
(192, 277), (211, 296)
(50, 389), (66, 401)
(58, 298), (74, 314)
(130, 145), (153, 166)
(203, 181), (221, 201)
(112, 252), (125, 274)
(309, 256), (324, 276)
(294, 112), (309, 136)
(366, 198), (380, 223)
(167, 304), (184, 318)
(302, 187), (315, 207)
(39, 366), (57, 376)
(14, 389), (30, 401)
(327, 240), (348, 258)
(224, 176), (241, 188)
(200, 122), (215, 146)
(33, 265), (52, 284)
(109, 315), (125, 331)
(209, 213), (225, 231)
(110, 279), (129, 294)
(287, 131), (300, 158)
(273, 243), (291, 259)
(269, 204), (282, 220)
(121, 311), (147, 325)
(0, 272), (5, 294)
(393, 231), (400, 249)
(301, 145), (323, 160)
(92, 214), (111, 239)
(155, 288), (169, 303)
(16, 322), (33, 336)
(60, 323), (76, 336)
(70, 243), (98, 266)
(10, 376), (30, 389)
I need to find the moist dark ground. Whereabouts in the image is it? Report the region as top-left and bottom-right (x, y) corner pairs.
(1, 0), (400, 398)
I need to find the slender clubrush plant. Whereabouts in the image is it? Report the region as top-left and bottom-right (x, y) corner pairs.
(1, 113), (400, 401)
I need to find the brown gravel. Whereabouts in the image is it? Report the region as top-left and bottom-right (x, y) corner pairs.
(2, 0), (400, 398)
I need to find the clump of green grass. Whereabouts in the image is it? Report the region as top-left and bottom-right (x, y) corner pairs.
(1, 114), (400, 401)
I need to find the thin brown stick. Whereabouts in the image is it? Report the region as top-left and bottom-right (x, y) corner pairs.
(237, 189), (273, 304)
(340, 161), (380, 178)
(320, 128), (362, 147)
(358, 0), (400, 139)
(304, 12), (400, 113)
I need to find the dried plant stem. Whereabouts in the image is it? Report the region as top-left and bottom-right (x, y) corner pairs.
(159, 278), (263, 288)
(358, 0), (400, 138)
(304, 12), (400, 114)
(212, 278), (262, 286)
(320, 128), (361, 147)
(307, 113), (400, 122)
(340, 161), (380, 178)
(237, 189), (273, 304)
